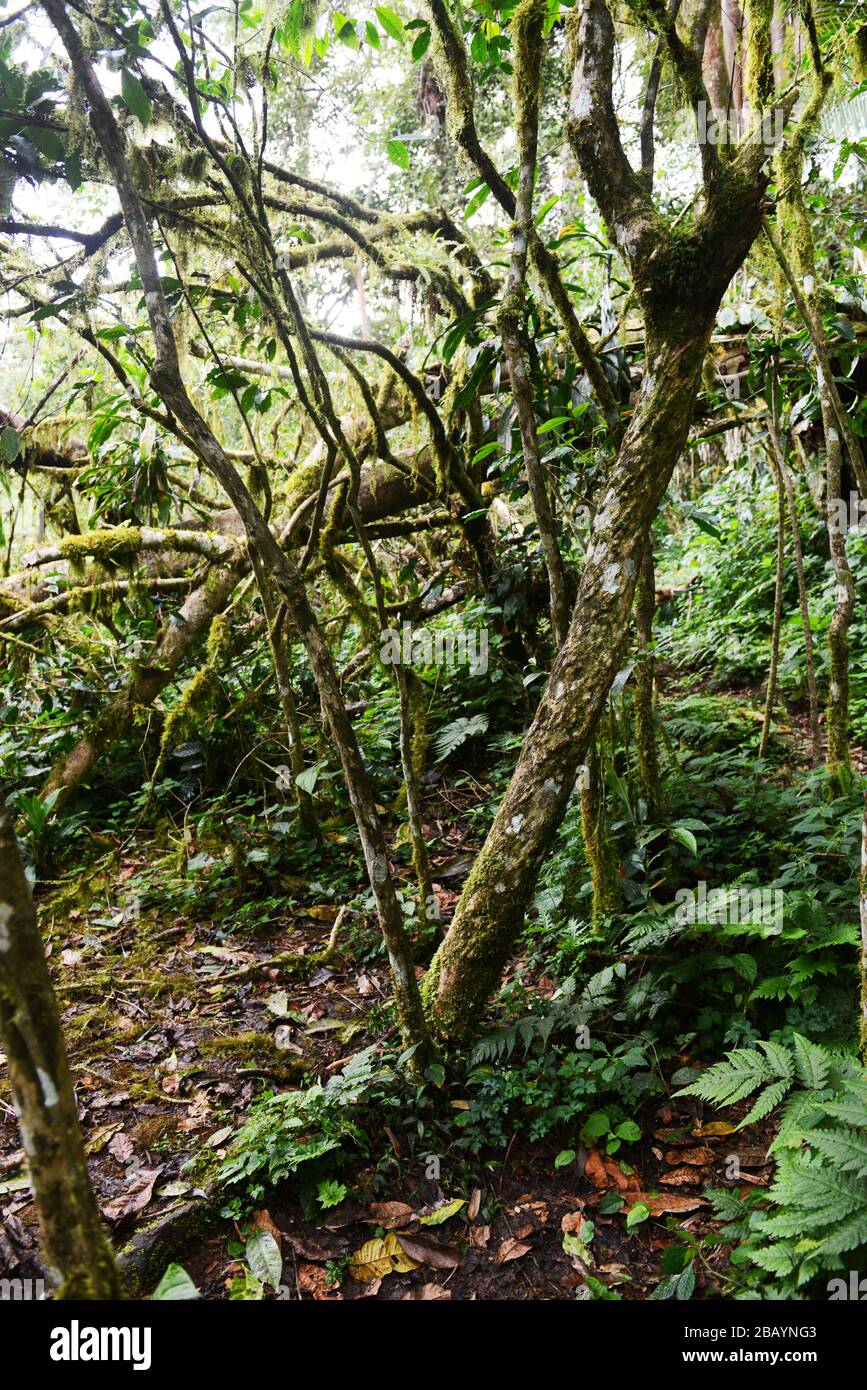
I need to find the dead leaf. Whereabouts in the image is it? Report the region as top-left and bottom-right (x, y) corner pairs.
(625, 1192), (708, 1216)
(660, 1166), (700, 1186)
(303, 904), (340, 922)
(297, 1262), (343, 1299)
(403, 1282), (452, 1300)
(692, 1120), (737, 1138)
(349, 1233), (419, 1281)
(467, 1188), (481, 1221)
(468, 1225), (490, 1250)
(395, 1232), (461, 1270)
(585, 1149), (609, 1189)
(107, 1132), (134, 1164)
(102, 1166), (163, 1222)
(205, 1126), (233, 1148)
(251, 1209), (282, 1249)
(665, 1147), (713, 1167)
(84, 1122), (123, 1155)
(561, 1210), (586, 1235)
(496, 1237), (531, 1264)
(368, 1201), (415, 1229)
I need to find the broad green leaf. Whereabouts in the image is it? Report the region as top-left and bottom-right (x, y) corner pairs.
(152, 1263), (200, 1300)
(418, 1198), (465, 1226)
(120, 69), (151, 127)
(411, 28), (431, 61)
(625, 1201), (650, 1230)
(375, 6), (404, 40)
(1, 425), (20, 462)
(671, 825), (698, 856)
(245, 1228), (283, 1288)
(386, 138), (410, 170)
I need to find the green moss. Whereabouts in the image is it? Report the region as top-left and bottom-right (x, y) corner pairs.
(853, 26), (867, 83)
(58, 529), (144, 562)
(199, 1031), (309, 1080)
(744, 0), (774, 110)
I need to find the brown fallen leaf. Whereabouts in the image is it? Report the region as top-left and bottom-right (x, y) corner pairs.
(467, 1187), (482, 1221)
(395, 1232), (461, 1270)
(297, 1262), (343, 1300)
(626, 1192), (708, 1216)
(561, 1210), (586, 1235)
(368, 1201), (415, 1229)
(513, 1221), (534, 1240)
(285, 1232), (342, 1262)
(102, 1166), (163, 1222)
(659, 1166), (701, 1186)
(495, 1237), (531, 1264)
(403, 1283), (452, 1300)
(585, 1149), (609, 1189)
(107, 1132), (134, 1164)
(468, 1224), (490, 1250)
(251, 1209), (282, 1249)
(512, 1199), (549, 1221)
(664, 1146), (714, 1167)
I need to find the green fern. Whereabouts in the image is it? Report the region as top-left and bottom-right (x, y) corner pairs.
(433, 714), (488, 762)
(677, 1041), (867, 1287)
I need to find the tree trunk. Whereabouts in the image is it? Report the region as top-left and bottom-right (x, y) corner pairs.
(579, 735), (621, 924)
(0, 794), (123, 1297)
(633, 545), (663, 818)
(759, 441), (786, 757)
(422, 321), (717, 1036)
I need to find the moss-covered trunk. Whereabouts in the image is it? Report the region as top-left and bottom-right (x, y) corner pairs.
(633, 545), (663, 819)
(0, 794), (123, 1297)
(579, 735), (621, 924)
(41, 560), (243, 809)
(422, 318), (718, 1037)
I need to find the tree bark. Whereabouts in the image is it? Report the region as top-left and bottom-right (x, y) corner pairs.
(0, 793), (123, 1297)
(422, 323), (721, 1036)
(633, 544), (663, 818)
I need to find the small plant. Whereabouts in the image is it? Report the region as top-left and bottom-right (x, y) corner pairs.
(676, 1036), (867, 1288)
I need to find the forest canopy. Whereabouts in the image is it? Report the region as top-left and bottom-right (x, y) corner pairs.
(1, 0), (867, 1323)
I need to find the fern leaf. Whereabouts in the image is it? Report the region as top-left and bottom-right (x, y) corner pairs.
(741, 1077), (791, 1128)
(791, 1032), (830, 1090)
(802, 1126), (867, 1179)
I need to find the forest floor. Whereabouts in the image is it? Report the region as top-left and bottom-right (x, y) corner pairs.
(0, 679), (828, 1300)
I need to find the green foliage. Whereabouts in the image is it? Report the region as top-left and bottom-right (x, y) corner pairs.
(677, 1038), (867, 1288)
